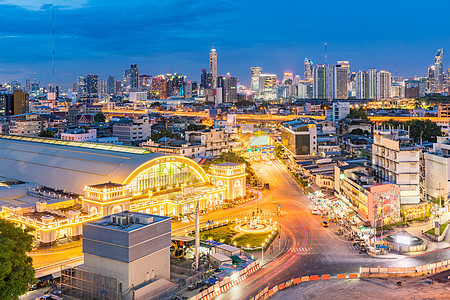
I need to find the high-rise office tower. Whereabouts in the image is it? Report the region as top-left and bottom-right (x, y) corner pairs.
(218, 75), (238, 103)
(435, 48), (444, 84)
(107, 76), (116, 95)
(86, 74), (98, 95)
(313, 65), (326, 99)
(325, 64), (335, 99)
(115, 80), (122, 94)
(376, 70), (391, 100)
(304, 58), (313, 82)
(151, 75), (167, 99)
(138, 75), (152, 92)
(334, 62), (349, 99)
(356, 71), (368, 99)
(166, 73), (185, 97)
(130, 64), (139, 89)
(76, 76), (87, 93)
(98, 79), (107, 96)
(428, 65), (436, 80)
(210, 46), (217, 88)
(368, 68), (377, 100)
(282, 72), (293, 85)
(258, 74), (277, 100)
(123, 69), (131, 88)
(31, 83), (40, 97)
(200, 69), (213, 89)
(24, 78), (31, 94)
(251, 67), (263, 91)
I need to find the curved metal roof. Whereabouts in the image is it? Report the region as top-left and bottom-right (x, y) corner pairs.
(0, 136), (167, 194)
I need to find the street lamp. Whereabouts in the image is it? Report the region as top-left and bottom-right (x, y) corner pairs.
(261, 243), (265, 264)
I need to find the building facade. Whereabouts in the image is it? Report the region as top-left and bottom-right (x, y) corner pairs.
(372, 129), (420, 204)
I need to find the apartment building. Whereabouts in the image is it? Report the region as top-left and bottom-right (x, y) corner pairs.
(184, 129), (229, 156)
(372, 129), (420, 204)
(112, 116), (151, 145)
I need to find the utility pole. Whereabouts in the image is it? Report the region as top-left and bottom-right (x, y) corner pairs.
(194, 201), (200, 271)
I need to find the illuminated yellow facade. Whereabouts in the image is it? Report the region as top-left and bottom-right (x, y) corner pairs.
(1, 153), (246, 246)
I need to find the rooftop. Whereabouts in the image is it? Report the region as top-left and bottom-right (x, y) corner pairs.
(212, 162), (242, 167)
(88, 211), (170, 232)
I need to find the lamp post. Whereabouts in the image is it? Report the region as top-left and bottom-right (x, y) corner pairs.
(261, 243), (264, 264)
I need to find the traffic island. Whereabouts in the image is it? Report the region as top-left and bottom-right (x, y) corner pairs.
(385, 230), (427, 253)
(423, 222), (449, 242)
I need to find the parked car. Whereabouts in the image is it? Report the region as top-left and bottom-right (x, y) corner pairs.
(311, 208), (320, 215)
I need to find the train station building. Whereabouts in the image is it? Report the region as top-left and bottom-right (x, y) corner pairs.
(0, 135), (247, 245)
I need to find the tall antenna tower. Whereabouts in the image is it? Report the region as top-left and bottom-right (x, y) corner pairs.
(52, 8), (55, 92)
(324, 42), (327, 65)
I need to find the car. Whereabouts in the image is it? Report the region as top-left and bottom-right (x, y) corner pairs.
(321, 221), (329, 227)
(311, 208), (320, 215)
(264, 183), (270, 190)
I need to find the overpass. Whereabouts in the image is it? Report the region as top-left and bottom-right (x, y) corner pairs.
(102, 109), (450, 124)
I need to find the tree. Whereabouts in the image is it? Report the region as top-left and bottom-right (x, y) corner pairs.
(150, 101), (162, 108)
(382, 119), (443, 142)
(347, 109), (369, 121)
(187, 123), (207, 131)
(150, 129), (180, 142)
(94, 112), (106, 123)
(38, 130), (54, 138)
(235, 100), (255, 107)
(406, 119), (443, 143)
(349, 128), (364, 136)
(0, 219), (35, 299)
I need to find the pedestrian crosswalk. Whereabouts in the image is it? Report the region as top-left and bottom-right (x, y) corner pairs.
(288, 245), (361, 253)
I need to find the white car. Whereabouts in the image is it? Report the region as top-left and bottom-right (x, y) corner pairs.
(311, 208), (320, 215)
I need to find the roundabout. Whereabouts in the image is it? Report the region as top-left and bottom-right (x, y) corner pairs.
(234, 216), (275, 234)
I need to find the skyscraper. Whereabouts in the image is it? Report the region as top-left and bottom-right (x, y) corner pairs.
(334, 62), (349, 99)
(166, 73), (185, 97)
(210, 46), (217, 88)
(368, 68), (377, 100)
(251, 67), (262, 91)
(130, 64), (139, 89)
(123, 69), (131, 88)
(282, 72), (293, 85)
(151, 75), (167, 99)
(86, 74), (98, 95)
(98, 79), (107, 96)
(325, 64), (335, 99)
(376, 70), (391, 100)
(435, 48), (444, 84)
(77, 76), (87, 93)
(356, 71), (368, 99)
(200, 69), (213, 89)
(304, 58), (313, 82)
(313, 65), (326, 99)
(107, 76), (116, 95)
(138, 75), (152, 92)
(218, 75), (238, 103)
(258, 74), (277, 100)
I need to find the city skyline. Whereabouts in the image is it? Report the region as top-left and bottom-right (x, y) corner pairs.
(0, 1), (450, 85)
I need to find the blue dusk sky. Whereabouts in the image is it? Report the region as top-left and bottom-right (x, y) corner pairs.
(0, 0), (448, 86)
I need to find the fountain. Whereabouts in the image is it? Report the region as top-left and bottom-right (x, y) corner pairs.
(234, 216), (274, 234)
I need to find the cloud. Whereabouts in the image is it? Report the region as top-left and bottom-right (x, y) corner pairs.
(0, 0), (88, 11)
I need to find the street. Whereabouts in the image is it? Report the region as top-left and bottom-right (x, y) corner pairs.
(26, 158), (450, 300)
(216, 159), (450, 300)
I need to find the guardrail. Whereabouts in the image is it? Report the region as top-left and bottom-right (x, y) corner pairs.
(188, 260), (261, 300)
(360, 260), (450, 278)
